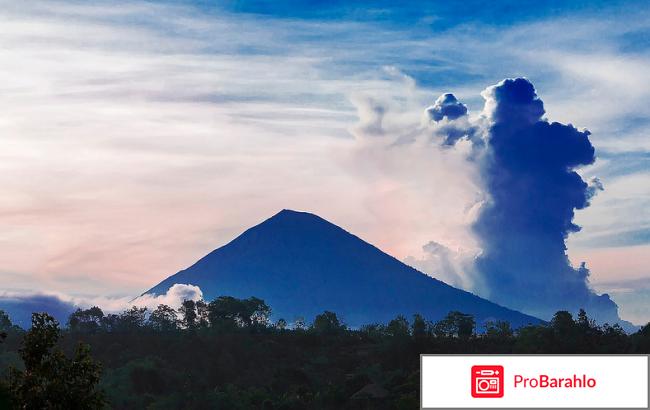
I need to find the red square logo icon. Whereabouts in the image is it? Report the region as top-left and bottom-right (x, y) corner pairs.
(471, 365), (504, 398)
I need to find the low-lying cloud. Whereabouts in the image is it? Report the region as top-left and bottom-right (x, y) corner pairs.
(130, 283), (203, 310)
(0, 284), (203, 328)
(404, 241), (474, 289)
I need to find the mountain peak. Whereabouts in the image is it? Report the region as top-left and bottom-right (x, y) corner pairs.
(253, 209), (339, 237)
(145, 210), (542, 328)
(272, 209), (319, 220)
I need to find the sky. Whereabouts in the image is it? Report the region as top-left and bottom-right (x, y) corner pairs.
(0, 0), (649, 324)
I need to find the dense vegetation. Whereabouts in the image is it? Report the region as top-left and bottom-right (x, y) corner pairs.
(1, 298), (649, 409)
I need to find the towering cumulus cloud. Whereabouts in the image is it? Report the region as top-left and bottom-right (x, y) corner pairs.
(471, 78), (620, 323)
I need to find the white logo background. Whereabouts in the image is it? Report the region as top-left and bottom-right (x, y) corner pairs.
(422, 355), (648, 408)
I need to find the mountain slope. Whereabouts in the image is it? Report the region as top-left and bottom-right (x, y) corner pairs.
(145, 209), (541, 328)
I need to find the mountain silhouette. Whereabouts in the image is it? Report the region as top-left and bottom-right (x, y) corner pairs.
(145, 209), (541, 328)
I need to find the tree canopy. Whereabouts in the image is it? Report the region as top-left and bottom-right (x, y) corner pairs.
(0, 299), (648, 409)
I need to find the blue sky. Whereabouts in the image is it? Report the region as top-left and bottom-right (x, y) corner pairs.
(0, 0), (648, 324)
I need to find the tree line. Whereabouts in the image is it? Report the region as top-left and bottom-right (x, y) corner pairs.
(0, 298), (649, 409)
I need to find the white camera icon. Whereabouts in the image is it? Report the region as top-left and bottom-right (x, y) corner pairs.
(475, 370), (501, 394)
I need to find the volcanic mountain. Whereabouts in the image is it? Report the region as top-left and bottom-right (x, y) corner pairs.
(144, 210), (541, 328)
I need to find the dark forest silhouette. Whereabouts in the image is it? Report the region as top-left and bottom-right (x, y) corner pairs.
(1, 298), (649, 409)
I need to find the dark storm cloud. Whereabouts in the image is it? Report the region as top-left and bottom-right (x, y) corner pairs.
(470, 78), (622, 324)
(0, 294), (77, 329)
(426, 93), (468, 122)
(424, 93), (485, 149)
(434, 123), (475, 146)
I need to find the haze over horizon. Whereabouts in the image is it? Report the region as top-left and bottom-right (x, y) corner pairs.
(1, 0), (649, 325)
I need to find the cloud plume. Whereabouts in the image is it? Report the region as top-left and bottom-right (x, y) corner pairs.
(469, 78), (621, 323)
(336, 74), (630, 326)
